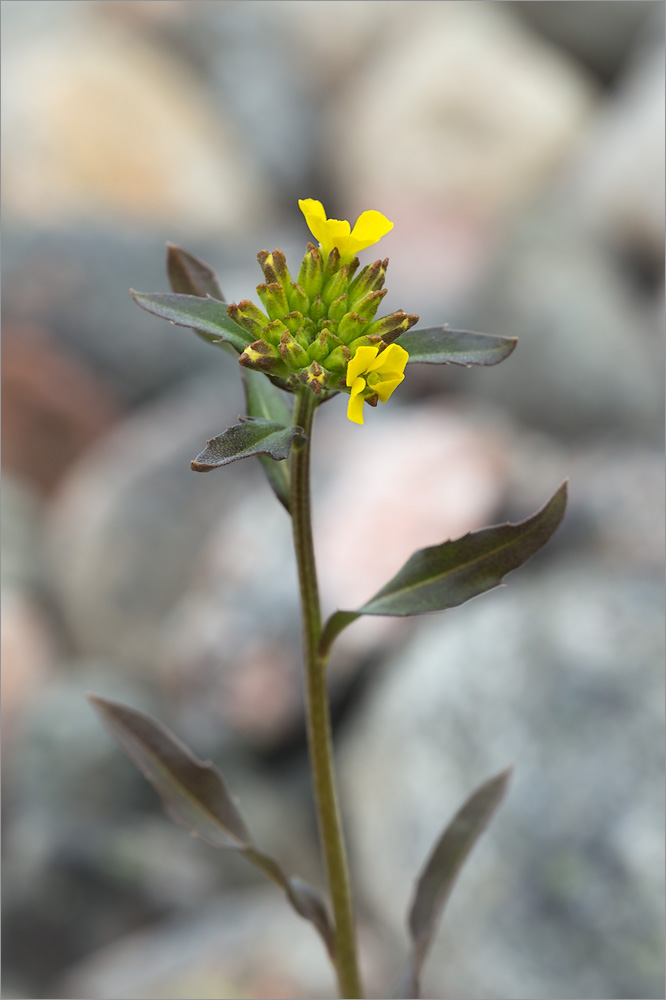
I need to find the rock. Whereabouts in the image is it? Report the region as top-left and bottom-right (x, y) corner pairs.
(340, 439), (665, 999)
(59, 889), (343, 1000)
(1, 322), (122, 493)
(1, 0), (271, 233)
(325, 1), (598, 305)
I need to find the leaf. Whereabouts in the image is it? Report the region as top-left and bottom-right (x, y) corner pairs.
(88, 694), (250, 848)
(191, 418), (303, 472)
(166, 243), (225, 301)
(394, 769), (511, 998)
(319, 482), (567, 655)
(130, 290), (250, 354)
(400, 326), (517, 366)
(88, 695), (335, 959)
(243, 370), (293, 512)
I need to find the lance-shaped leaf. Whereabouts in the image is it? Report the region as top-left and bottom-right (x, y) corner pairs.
(400, 326), (517, 367)
(243, 370), (293, 512)
(130, 290), (250, 354)
(394, 769), (511, 998)
(191, 417), (303, 472)
(88, 695), (335, 959)
(319, 482), (567, 655)
(166, 243), (225, 301)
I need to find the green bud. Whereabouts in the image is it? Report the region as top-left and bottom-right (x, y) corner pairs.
(348, 258), (388, 307)
(308, 327), (343, 365)
(310, 294), (327, 323)
(354, 288), (387, 321)
(337, 311), (368, 344)
(322, 246), (342, 284)
(328, 293), (349, 322)
(227, 300), (270, 338)
(282, 311), (304, 335)
(279, 331), (309, 369)
(239, 339), (289, 375)
(297, 243), (324, 300)
(367, 310), (419, 343)
(287, 281), (309, 314)
(325, 343), (351, 372)
(261, 318), (290, 346)
(257, 282), (290, 321)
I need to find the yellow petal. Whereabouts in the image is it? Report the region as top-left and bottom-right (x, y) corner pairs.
(347, 380), (366, 424)
(346, 345), (378, 386)
(349, 210), (394, 252)
(370, 343), (409, 377)
(374, 374), (405, 403)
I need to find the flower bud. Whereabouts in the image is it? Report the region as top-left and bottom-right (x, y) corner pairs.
(227, 300), (270, 338)
(322, 246), (342, 284)
(354, 288), (388, 321)
(337, 311), (368, 345)
(348, 258), (388, 307)
(367, 310), (419, 343)
(298, 360), (330, 395)
(279, 331), (309, 369)
(297, 244), (324, 300)
(325, 343), (351, 372)
(282, 311), (304, 335)
(239, 339), (289, 375)
(287, 281), (309, 314)
(257, 282), (290, 321)
(328, 294), (349, 322)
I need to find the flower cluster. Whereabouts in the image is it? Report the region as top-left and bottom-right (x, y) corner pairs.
(231, 200), (417, 424)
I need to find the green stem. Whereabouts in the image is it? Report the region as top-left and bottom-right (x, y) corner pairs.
(291, 388), (363, 1000)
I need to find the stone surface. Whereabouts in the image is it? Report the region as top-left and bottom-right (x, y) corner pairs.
(1, 0), (271, 233)
(340, 442), (665, 1000)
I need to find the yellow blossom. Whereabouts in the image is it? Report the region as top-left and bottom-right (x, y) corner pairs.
(345, 343), (409, 424)
(298, 199), (393, 264)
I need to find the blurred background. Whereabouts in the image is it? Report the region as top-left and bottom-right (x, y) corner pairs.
(1, 2), (664, 998)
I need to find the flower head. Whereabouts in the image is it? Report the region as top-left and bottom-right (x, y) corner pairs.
(345, 343), (409, 424)
(299, 199), (393, 264)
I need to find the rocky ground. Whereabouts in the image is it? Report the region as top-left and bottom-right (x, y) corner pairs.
(2, 2), (664, 998)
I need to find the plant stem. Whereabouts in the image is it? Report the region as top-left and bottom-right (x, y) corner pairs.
(291, 388), (363, 1000)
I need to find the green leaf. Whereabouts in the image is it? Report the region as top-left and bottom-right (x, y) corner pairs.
(130, 290), (250, 354)
(191, 417), (303, 472)
(88, 695), (335, 959)
(400, 326), (517, 366)
(88, 694), (250, 848)
(395, 769), (511, 998)
(243, 370), (293, 512)
(166, 243), (225, 301)
(319, 482), (567, 654)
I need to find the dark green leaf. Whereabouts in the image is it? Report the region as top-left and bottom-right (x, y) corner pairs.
(400, 326), (517, 366)
(88, 695), (335, 958)
(166, 243), (225, 301)
(88, 695), (250, 848)
(320, 482), (567, 654)
(130, 291), (249, 354)
(191, 418), (303, 472)
(395, 769), (511, 998)
(243, 370), (293, 512)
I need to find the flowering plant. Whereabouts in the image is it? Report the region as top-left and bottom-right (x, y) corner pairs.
(91, 199), (566, 999)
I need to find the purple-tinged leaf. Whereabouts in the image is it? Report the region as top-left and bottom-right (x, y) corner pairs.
(400, 326), (517, 366)
(89, 695), (335, 958)
(166, 243), (225, 301)
(394, 769), (511, 998)
(191, 418), (303, 472)
(130, 290), (249, 354)
(319, 482), (567, 655)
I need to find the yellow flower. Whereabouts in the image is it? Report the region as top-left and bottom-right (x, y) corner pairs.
(298, 199), (393, 264)
(345, 343), (409, 424)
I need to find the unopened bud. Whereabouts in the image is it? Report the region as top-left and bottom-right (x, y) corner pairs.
(287, 281), (309, 314)
(239, 339), (289, 375)
(297, 243), (324, 300)
(257, 282), (290, 321)
(322, 246), (342, 284)
(348, 258), (388, 306)
(298, 360), (329, 395)
(354, 288), (388, 321)
(367, 310), (419, 343)
(337, 311), (368, 345)
(279, 331), (309, 369)
(328, 294), (349, 322)
(227, 300), (270, 338)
